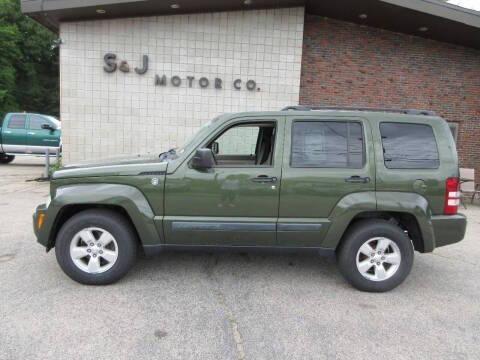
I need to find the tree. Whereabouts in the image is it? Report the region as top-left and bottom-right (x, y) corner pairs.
(0, 1), (19, 116)
(0, 0), (59, 119)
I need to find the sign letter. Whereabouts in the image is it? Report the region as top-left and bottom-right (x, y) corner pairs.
(135, 55), (149, 75)
(171, 76), (182, 87)
(119, 61), (130, 73)
(233, 79), (241, 90)
(155, 74), (167, 86)
(103, 53), (117, 73)
(246, 80), (256, 91)
(199, 77), (209, 88)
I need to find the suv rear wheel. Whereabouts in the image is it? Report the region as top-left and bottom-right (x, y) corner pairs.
(55, 209), (137, 285)
(337, 220), (414, 292)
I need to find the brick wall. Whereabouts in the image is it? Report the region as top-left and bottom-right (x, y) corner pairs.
(59, 8), (304, 163)
(300, 15), (480, 183)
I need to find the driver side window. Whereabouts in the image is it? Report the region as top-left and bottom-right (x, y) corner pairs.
(209, 122), (276, 167)
(216, 126), (259, 156)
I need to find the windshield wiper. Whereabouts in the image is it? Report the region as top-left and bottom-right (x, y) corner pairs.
(159, 148), (176, 161)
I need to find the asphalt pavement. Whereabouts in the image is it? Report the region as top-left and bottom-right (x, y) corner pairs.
(1, 156), (479, 360)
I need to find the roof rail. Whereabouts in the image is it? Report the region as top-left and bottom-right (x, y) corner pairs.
(281, 105), (437, 116)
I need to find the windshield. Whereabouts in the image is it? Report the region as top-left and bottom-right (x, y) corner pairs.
(177, 118), (218, 154)
(159, 117), (220, 161)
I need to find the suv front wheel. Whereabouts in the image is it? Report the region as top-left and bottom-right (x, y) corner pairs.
(337, 219), (414, 292)
(55, 209), (137, 285)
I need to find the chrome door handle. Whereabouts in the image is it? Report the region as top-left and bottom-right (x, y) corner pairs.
(3, 131), (12, 134)
(251, 175), (278, 183)
(27, 132), (36, 135)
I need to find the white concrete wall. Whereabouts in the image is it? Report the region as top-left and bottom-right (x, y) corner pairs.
(59, 8), (304, 163)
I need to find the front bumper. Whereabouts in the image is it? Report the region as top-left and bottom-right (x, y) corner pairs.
(33, 203), (53, 250)
(431, 213), (467, 248)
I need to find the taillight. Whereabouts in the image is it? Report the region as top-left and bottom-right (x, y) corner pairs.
(444, 177), (460, 215)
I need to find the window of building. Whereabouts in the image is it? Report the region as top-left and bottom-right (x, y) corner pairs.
(291, 121), (364, 168)
(448, 122), (459, 143)
(29, 115), (51, 130)
(380, 122), (439, 169)
(7, 115), (26, 129)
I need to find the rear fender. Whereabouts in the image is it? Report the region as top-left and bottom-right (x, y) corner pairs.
(321, 191), (435, 252)
(321, 191), (377, 249)
(375, 192), (435, 252)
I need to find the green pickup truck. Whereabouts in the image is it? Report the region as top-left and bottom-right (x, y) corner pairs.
(33, 106), (467, 292)
(0, 112), (61, 164)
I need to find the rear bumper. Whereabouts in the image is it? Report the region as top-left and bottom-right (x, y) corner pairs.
(431, 213), (467, 248)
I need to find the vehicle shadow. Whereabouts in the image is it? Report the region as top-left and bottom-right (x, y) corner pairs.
(4, 155), (49, 167)
(129, 250), (344, 287)
(6, 162), (45, 167)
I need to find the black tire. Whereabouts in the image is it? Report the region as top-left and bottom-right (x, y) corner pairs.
(337, 219), (414, 292)
(55, 209), (137, 285)
(0, 154), (15, 164)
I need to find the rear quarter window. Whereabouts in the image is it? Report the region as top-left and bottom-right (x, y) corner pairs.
(7, 115), (27, 129)
(380, 122), (439, 169)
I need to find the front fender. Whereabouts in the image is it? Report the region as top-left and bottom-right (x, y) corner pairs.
(38, 183), (161, 250)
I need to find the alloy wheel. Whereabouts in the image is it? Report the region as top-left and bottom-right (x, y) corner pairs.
(69, 227), (118, 274)
(355, 237), (401, 282)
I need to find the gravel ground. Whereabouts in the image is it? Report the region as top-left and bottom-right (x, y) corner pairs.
(1, 156), (479, 360)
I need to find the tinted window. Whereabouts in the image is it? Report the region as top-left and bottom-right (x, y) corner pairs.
(7, 115), (26, 129)
(380, 123), (439, 169)
(29, 115), (50, 130)
(291, 121), (364, 168)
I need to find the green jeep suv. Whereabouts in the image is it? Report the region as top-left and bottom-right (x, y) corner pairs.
(33, 106), (467, 292)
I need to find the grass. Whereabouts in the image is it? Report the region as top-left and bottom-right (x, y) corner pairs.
(48, 158), (63, 177)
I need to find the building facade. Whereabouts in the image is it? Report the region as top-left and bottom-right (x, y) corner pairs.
(300, 15), (480, 175)
(59, 8), (304, 162)
(22, 0), (480, 180)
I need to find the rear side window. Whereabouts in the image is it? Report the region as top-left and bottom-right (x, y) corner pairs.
(380, 123), (439, 169)
(291, 121), (364, 168)
(7, 115), (26, 129)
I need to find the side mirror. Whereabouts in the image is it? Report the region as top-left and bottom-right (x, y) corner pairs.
(41, 123), (55, 131)
(191, 148), (215, 170)
(211, 141), (219, 154)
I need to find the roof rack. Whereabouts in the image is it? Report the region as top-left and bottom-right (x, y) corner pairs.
(281, 105), (437, 116)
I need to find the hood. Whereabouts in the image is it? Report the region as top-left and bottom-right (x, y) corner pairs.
(52, 154), (168, 179)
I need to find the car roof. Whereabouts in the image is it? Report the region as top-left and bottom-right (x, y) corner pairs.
(221, 110), (443, 124)
(7, 112), (51, 116)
